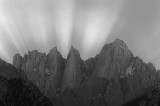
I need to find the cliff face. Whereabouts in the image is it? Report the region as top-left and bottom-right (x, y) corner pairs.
(62, 47), (83, 89)
(93, 39), (134, 79)
(12, 39), (160, 106)
(0, 58), (52, 106)
(13, 48), (65, 100)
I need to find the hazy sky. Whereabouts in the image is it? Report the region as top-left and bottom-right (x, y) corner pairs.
(0, 0), (160, 69)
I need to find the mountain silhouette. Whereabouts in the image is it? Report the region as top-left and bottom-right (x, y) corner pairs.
(1, 38), (157, 106)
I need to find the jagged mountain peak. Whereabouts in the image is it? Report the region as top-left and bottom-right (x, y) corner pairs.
(49, 47), (58, 53)
(11, 38), (160, 106)
(28, 50), (38, 55)
(70, 46), (79, 54)
(102, 39), (129, 53)
(48, 47), (62, 59)
(13, 53), (22, 69)
(67, 46), (80, 59)
(62, 46), (82, 89)
(113, 38), (128, 48)
(94, 39), (134, 79)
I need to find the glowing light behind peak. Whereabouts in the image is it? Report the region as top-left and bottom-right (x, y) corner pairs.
(28, 14), (48, 52)
(0, 0), (160, 69)
(80, 0), (123, 58)
(82, 10), (117, 58)
(54, 0), (75, 57)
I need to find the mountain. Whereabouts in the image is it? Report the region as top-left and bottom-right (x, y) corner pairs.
(0, 58), (52, 106)
(62, 46), (83, 90)
(12, 39), (160, 106)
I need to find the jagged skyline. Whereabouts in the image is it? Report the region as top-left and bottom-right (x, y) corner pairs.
(12, 38), (158, 106)
(0, 0), (160, 69)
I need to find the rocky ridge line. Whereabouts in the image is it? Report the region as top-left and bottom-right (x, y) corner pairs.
(13, 39), (160, 106)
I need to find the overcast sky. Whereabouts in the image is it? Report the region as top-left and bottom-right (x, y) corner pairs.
(0, 0), (160, 69)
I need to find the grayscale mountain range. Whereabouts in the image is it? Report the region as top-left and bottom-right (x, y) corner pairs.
(0, 39), (160, 106)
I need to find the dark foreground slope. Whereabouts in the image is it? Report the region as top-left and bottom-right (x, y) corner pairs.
(12, 39), (160, 106)
(124, 84), (160, 106)
(0, 58), (52, 106)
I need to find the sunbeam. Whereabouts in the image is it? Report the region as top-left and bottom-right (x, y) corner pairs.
(55, 0), (75, 57)
(0, 0), (160, 69)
